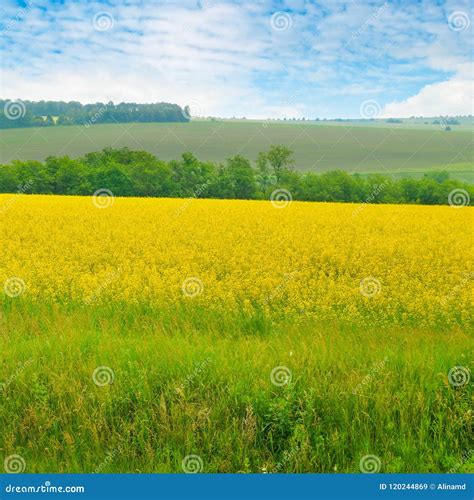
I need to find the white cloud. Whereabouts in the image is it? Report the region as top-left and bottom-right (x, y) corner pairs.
(381, 78), (473, 117)
(0, 0), (473, 118)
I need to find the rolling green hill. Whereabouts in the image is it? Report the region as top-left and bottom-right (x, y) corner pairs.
(1, 121), (472, 181)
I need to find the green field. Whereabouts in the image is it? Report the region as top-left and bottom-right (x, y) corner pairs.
(1, 121), (472, 182)
(1, 302), (472, 473)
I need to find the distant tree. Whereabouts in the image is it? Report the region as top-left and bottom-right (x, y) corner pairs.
(255, 152), (272, 194)
(0, 165), (19, 192)
(56, 115), (71, 126)
(55, 158), (92, 195)
(0, 100), (189, 129)
(170, 151), (215, 197)
(265, 145), (294, 184)
(224, 155), (257, 199)
(129, 160), (174, 197)
(1, 146), (472, 206)
(424, 171), (450, 183)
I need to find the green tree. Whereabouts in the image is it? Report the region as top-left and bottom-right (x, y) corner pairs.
(255, 152), (273, 195)
(224, 155), (257, 199)
(265, 145), (294, 184)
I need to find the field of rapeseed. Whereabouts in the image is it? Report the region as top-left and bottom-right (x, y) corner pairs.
(0, 194), (472, 473)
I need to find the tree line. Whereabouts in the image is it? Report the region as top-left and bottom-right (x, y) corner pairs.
(0, 100), (189, 129)
(0, 146), (472, 205)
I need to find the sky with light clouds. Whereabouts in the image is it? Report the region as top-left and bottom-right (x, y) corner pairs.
(1, 0), (472, 119)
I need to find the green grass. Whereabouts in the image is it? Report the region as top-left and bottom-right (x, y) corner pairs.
(1, 301), (472, 473)
(1, 121), (472, 181)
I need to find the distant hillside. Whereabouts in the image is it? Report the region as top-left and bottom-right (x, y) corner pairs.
(0, 100), (189, 129)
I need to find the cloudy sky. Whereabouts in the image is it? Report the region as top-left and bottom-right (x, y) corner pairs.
(1, 0), (472, 119)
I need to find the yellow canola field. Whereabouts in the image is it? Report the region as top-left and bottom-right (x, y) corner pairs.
(1, 194), (472, 327)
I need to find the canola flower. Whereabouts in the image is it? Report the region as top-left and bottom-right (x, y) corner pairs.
(0, 194), (472, 328)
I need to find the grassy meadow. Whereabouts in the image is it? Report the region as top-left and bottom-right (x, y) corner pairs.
(1, 121), (473, 182)
(1, 195), (472, 473)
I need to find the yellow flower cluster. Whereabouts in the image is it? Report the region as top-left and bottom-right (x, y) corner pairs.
(1, 194), (472, 327)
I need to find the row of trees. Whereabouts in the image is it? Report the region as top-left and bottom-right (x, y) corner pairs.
(0, 100), (189, 129)
(0, 146), (472, 205)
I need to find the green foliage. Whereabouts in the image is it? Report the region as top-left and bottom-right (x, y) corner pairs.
(1, 301), (471, 472)
(0, 100), (188, 129)
(263, 145), (294, 183)
(0, 146), (472, 205)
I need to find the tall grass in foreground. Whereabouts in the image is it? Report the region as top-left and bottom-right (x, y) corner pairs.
(1, 302), (472, 473)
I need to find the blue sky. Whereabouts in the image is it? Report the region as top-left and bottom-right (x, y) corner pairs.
(0, 0), (472, 118)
